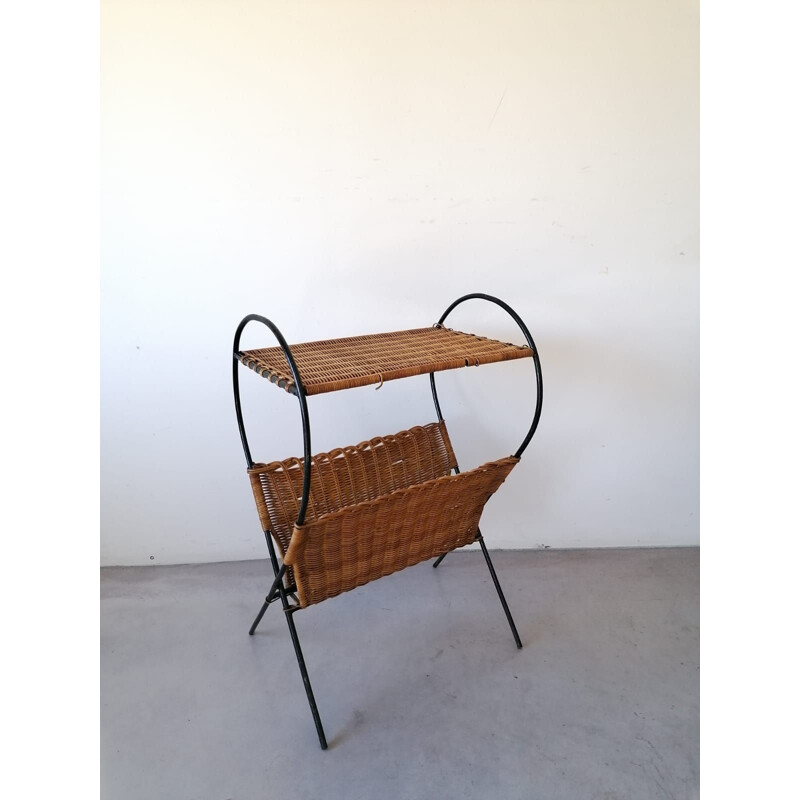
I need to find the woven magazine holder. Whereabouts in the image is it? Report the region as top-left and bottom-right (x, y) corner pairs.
(247, 421), (517, 607)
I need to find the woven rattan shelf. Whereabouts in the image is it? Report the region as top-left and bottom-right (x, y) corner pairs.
(237, 325), (533, 395)
(231, 293), (543, 749)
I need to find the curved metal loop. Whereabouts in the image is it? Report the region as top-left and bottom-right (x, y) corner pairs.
(232, 314), (312, 526)
(430, 293), (543, 459)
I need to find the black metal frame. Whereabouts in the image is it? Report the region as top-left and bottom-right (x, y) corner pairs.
(429, 294), (544, 646)
(233, 315), (326, 748)
(232, 295), (543, 749)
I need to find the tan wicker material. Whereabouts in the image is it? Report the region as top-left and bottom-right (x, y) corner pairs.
(247, 421), (518, 607)
(237, 325), (533, 396)
(285, 456), (517, 607)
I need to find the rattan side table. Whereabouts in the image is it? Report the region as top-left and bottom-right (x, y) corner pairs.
(232, 293), (543, 748)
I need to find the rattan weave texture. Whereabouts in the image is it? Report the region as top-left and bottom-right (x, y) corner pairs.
(237, 326), (532, 395)
(247, 421), (517, 607)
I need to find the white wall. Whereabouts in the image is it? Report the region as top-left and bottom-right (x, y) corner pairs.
(101, 0), (698, 565)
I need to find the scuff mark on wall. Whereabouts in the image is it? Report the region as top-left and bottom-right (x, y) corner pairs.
(487, 85), (508, 131)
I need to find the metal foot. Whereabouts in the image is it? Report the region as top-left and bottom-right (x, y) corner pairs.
(283, 607), (328, 750)
(432, 552), (447, 568)
(263, 535), (327, 749)
(248, 598), (271, 635)
(478, 535), (523, 649)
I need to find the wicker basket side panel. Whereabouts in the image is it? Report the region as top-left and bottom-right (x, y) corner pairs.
(390, 423), (457, 482)
(246, 467), (296, 585)
(435, 421), (459, 472)
(247, 467), (273, 532)
(312, 422), (456, 505)
(247, 463), (301, 556)
(246, 421), (456, 541)
(286, 456), (518, 607)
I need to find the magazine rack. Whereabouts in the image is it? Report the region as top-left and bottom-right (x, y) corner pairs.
(232, 293), (543, 749)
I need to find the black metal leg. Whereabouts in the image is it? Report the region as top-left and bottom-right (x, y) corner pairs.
(432, 552), (447, 568)
(478, 533), (523, 649)
(263, 535), (328, 750)
(248, 597), (271, 635)
(283, 606), (328, 750)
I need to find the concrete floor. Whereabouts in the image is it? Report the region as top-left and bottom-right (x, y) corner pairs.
(101, 548), (699, 800)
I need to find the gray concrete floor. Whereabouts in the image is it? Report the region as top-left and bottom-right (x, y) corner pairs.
(101, 548), (698, 800)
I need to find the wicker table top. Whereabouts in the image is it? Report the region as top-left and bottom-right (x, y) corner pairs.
(237, 325), (533, 396)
